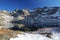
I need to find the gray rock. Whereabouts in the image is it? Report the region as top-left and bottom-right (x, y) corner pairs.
(11, 7), (60, 31)
(0, 10), (14, 29)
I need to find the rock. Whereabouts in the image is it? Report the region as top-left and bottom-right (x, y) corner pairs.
(10, 7), (60, 31)
(0, 10), (14, 29)
(23, 9), (30, 16)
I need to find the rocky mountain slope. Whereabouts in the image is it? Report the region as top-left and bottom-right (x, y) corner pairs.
(0, 7), (60, 30)
(0, 10), (13, 29)
(0, 7), (60, 40)
(10, 7), (60, 31)
(0, 7), (60, 31)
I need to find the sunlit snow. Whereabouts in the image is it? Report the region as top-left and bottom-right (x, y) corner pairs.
(10, 32), (60, 40)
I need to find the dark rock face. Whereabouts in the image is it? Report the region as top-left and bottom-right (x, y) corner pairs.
(10, 7), (60, 31)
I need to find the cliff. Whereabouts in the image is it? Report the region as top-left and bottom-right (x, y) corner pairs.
(11, 7), (60, 31)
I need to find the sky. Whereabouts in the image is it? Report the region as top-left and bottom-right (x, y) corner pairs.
(0, 0), (60, 11)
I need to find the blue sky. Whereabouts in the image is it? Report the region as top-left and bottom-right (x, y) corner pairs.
(0, 0), (60, 11)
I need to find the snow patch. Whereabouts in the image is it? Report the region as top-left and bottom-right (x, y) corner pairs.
(10, 33), (57, 40)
